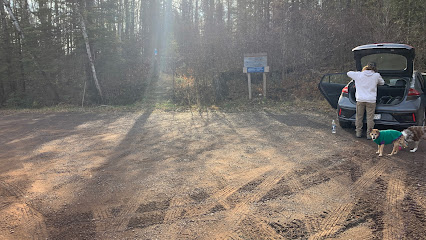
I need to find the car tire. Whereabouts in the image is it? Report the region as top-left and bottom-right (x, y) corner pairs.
(339, 119), (352, 128)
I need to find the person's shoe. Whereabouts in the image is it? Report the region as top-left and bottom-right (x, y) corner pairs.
(366, 135), (372, 140)
(356, 132), (362, 138)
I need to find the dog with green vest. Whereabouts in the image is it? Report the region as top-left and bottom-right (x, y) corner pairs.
(369, 129), (408, 156)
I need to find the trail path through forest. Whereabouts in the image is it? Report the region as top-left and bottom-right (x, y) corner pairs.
(0, 74), (425, 239)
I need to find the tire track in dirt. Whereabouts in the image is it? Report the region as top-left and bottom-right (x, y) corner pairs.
(309, 159), (388, 240)
(222, 155), (347, 239)
(213, 169), (290, 240)
(92, 192), (148, 233)
(0, 180), (26, 198)
(411, 191), (426, 210)
(383, 175), (406, 240)
(0, 181), (49, 240)
(18, 204), (49, 240)
(118, 196), (158, 231)
(92, 166), (273, 236)
(92, 207), (118, 232)
(177, 166), (273, 219)
(286, 175), (304, 193)
(234, 154), (349, 238)
(164, 196), (189, 223)
(259, 153), (347, 204)
(167, 155), (337, 238)
(161, 196), (193, 240)
(401, 195), (426, 239)
(238, 215), (284, 240)
(304, 215), (321, 236)
(269, 168), (335, 237)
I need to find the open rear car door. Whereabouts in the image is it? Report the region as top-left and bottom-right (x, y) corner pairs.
(318, 73), (351, 109)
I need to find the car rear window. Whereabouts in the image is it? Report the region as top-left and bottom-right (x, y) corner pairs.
(383, 76), (410, 86)
(361, 53), (407, 71)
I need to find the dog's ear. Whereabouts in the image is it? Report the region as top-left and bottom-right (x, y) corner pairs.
(368, 128), (374, 132)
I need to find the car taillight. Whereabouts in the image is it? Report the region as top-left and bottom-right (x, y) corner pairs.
(412, 113), (416, 122)
(342, 86), (348, 94)
(408, 88), (421, 96)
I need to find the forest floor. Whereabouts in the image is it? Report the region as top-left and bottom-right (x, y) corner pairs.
(0, 74), (425, 240)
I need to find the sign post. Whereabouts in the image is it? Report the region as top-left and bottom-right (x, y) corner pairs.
(243, 53), (269, 99)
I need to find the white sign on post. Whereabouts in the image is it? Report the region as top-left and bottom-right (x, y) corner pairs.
(243, 53), (269, 99)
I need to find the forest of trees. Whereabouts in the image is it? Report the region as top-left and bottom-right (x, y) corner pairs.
(1, 0), (425, 107)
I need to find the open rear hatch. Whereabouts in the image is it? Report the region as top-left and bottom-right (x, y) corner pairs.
(352, 43), (415, 78)
(351, 43), (414, 105)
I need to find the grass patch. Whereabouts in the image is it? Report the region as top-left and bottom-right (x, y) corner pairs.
(0, 97), (335, 117)
(212, 97), (335, 115)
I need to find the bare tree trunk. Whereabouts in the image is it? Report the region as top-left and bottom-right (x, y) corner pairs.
(75, 5), (104, 101)
(195, 0), (199, 34)
(0, 3), (9, 103)
(2, 0), (61, 102)
(2, 0), (24, 39)
(124, 0), (129, 39)
(226, 0), (231, 31)
(118, 0), (123, 41)
(130, 0), (135, 39)
(1, 2), (13, 93)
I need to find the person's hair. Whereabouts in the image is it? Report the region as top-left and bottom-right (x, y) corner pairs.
(362, 62), (378, 72)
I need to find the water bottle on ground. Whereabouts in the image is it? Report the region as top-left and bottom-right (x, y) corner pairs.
(332, 120), (336, 133)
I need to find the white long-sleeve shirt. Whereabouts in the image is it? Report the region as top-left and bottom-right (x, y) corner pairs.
(347, 70), (385, 103)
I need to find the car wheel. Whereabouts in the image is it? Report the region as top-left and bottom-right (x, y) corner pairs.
(339, 119), (352, 128)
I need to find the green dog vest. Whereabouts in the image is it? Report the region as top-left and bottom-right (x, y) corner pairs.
(373, 130), (402, 145)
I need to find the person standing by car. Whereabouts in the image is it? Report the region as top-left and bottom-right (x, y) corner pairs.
(347, 62), (385, 139)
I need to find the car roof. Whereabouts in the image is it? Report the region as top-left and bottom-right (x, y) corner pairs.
(352, 43), (414, 51)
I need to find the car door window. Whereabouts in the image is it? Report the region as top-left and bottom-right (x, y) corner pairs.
(323, 74), (351, 84)
(420, 73), (426, 90)
(319, 73), (351, 109)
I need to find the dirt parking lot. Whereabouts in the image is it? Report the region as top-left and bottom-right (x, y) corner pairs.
(0, 106), (425, 240)
(1, 74), (425, 240)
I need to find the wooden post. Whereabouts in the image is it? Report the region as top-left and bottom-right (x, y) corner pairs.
(263, 72), (266, 97)
(248, 73), (252, 99)
(81, 80), (87, 108)
(172, 60), (175, 100)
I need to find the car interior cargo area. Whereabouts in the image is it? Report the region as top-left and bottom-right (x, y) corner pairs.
(348, 78), (408, 105)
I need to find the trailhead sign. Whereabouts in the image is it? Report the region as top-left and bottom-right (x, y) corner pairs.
(243, 53), (269, 99)
(244, 53), (267, 72)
